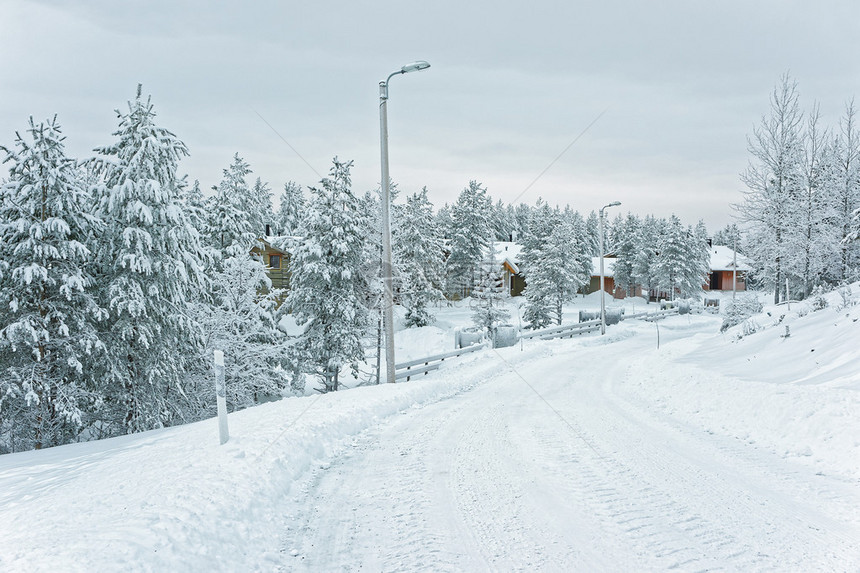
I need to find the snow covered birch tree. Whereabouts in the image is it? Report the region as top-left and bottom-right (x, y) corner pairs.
(194, 252), (296, 407)
(286, 158), (369, 392)
(737, 74), (804, 303)
(831, 101), (860, 283)
(787, 105), (832, 296)
(89, 85), (207, 433)
(0, 116), (104, 451)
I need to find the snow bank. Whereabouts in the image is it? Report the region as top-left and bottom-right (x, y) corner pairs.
(0, 359), (495, 572)
(624, 286), (860, 481)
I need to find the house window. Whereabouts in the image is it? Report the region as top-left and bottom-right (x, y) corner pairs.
(269, 254), (281, 269)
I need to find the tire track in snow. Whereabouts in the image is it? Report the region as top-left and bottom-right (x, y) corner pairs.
(279, 321), (860, 571)
(525, 336), (860, 571)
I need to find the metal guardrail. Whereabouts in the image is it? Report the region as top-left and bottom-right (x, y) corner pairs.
(624, 310), (653, 320)
(633, 308), (680, 321)
(520, 319), (601, 341)
(537, 324), (600, 340)
(394, 362), (441, 381)
(394, 343), (487, 381)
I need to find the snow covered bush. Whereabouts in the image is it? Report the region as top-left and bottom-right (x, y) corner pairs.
(192, 251), (299, 408)
(721, 295), (764, 332)
(810, 285), (829, 311)
(837, 284), (854, 310)
(741, 317), (763, 336)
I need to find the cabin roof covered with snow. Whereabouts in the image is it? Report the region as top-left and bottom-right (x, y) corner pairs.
(592, 256), (616, 278)
(484, 241), (523, 274)
(709, 245), (752, 272)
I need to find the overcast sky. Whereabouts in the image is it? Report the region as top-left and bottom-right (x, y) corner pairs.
(2, 0), (859, 231)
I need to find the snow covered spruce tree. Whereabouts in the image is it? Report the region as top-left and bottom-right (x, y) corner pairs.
(491, 198), (514, 241)
(190, 164), (295, 404)
(633, 215), (662, 302)
(471, 241), (511, 332)
(182, 179), (209, 239)
(612, 213), (641, 297)
(585, 210), (601, 256)
(356, 189), (386, 385)
(0, 116), (104, 451)
(89, 85), (207, 433)
(206, 153), (257, 251)
(275, 180), (305, 236)
(393, 187), (444, 327)
(446, 180), (492, 298)
(713, 223), (742, 249)
(654, 215), (709, 300)
(522, 217), (591, 328)
(286, 158), (369, 392)
(517, 200), (556, 329)
(737, 74), (804, 304)
(250, 177), (274, 236)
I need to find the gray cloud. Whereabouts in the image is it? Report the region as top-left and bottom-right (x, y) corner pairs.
(2, 0), (859, 231)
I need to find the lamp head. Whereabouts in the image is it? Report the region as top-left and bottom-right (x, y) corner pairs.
(401, 60), (431, 74)
(607, 201), (621, 208)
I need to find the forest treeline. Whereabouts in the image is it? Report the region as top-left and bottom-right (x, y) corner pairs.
(2, 75), (858, 453)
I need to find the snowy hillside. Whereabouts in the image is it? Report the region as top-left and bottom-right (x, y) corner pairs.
(1, 291), (859, 571)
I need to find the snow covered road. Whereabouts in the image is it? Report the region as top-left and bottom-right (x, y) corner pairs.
(282, 319), (860, 571)
(3, 311), (859, 571)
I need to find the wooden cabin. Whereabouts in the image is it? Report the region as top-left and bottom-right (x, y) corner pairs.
(704, 245), (751, 292)
(494, 242), (525, 297)
(250, 239), (291, 293)
(583, 256), (630, 299)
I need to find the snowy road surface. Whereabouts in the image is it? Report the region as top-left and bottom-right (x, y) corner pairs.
(282, 320), (860, 571)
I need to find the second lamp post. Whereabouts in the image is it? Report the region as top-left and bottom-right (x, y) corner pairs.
(599, 201), (621, 335)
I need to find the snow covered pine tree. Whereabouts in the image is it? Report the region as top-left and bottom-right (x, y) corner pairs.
(0, 116), (104, 451)
(286, 158), (369, 392)
(89, 85), (207, 434)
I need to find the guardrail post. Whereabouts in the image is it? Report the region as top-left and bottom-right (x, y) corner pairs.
(213, 349), (229, 445)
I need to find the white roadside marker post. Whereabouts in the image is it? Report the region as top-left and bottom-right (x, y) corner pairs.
(213, 349), (229, 445)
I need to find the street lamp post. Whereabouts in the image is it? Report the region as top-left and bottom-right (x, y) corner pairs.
(599, 201), (621, 335)
(379, 60), (430, 384)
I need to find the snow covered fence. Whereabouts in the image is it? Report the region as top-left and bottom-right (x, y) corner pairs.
(394, 343), (488, 381)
